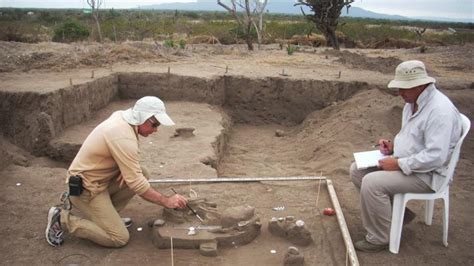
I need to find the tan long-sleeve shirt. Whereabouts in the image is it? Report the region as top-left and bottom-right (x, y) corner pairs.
(67, 111), (151, 196)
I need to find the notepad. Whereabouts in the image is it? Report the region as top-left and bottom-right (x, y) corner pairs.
(353, 150), (389, 170)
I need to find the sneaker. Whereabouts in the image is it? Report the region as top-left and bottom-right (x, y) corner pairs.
(354, 239), (388, 253)
(403, 208), (416, 225)
(122, 217), (133, 228)
(45, 207), (64, 247)
(60, 192), (71, 211)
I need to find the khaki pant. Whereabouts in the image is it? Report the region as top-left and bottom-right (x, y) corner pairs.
(350, 162), (433, 245)
(61, 167), (150, 247)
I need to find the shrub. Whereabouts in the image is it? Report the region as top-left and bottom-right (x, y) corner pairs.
(164, 39), (175, 48)
(53, 20), (89, 42)
(287, 45), (296, 55)
(178, 39), (186, 49)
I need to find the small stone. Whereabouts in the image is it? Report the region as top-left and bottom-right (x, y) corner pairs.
(173, 127), (195, 138)
(284, 246), (304, 266)
(295, 220), (305, 227)
(238, 220), (249, 227)
(199, 241), (218, 257)
(153, 219), (165, 227)
(287, 246), (299, 255)
(275, 129), (286, 137)
(188, 227), (197, 235)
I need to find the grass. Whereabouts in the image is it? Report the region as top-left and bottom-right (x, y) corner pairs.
(0, 8), (472, 46)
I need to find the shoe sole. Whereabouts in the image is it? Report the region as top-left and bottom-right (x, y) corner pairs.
(122, 218), (133, 228)
(45, 207), (59, 247)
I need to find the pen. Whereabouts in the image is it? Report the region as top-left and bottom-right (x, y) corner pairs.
(171, 188), (204, 222)
(373, 140), (391, 148)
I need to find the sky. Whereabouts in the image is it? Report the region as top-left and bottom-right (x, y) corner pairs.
(351, 0), (473, 20)
(1, 0), (473, 21)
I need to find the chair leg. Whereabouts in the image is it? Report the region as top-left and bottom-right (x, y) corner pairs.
(442, 195), (449, 247)
(425, 199), (434, 225)
(389, 194), (406, 254)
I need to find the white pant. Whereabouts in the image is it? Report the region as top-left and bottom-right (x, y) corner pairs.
(350, 162), (433, 245)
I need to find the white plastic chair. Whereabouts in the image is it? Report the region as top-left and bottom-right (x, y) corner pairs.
(389, 113), (471, 254)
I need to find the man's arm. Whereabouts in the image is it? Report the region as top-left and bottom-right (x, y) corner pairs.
(398, 112), (458, 175)
(139, 187), (187, 209)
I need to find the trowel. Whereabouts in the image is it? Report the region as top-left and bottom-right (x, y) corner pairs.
(171, 188), (204, 222)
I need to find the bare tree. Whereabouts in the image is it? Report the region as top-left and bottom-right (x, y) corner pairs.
(217, 0), (254, 50)
(296, 0), (354, 50)
(251, 0), (268, 48)
(86, 0), (103, 42)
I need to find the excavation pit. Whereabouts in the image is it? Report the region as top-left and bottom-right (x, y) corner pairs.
(2, 71), (472, 265)
(0, 72), (368, 265)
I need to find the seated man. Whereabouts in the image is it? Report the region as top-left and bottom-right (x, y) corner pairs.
(45, 96), (188, 247)
(350, 60), (462, 252)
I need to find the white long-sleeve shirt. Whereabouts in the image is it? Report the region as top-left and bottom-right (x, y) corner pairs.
(394, 84), (461, 191)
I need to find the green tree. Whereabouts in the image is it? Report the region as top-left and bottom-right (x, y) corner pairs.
(296, 0), (354, 50)
(53, 20), (90, 42)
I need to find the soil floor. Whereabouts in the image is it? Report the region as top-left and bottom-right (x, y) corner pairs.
(0, 42), (473, 265)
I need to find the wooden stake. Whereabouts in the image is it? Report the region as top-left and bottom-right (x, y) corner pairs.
(170, 237), (174, 266)
(91, 70), (94, 79)
(69, 78), (72, 86)
(338, 71), (342, 78)
(225, 65), (228, 73)
(327, 180), (360, 266)
(168, 66), (171, 74)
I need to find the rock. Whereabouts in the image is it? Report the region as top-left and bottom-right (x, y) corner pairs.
(173, 127), (195, 138)
(199, 241), (218, 257)
(284, 246), (304, 266)
(221, 205), (255, 228)
(268, 217), (313, 246)
(275, 129), (286, 137)
(153, 219), (166, 227)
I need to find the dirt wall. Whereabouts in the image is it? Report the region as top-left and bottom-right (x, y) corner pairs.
(223, 76), (375, 125)
(118, 73), (225, 105)
(0, 75), (118, 155)
(1, 72), (382, 156)
(118, 73), (376, 125)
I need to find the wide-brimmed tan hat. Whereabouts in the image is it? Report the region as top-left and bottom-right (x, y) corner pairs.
(122, 96), (175, 126)
(388, 60), (436, 89)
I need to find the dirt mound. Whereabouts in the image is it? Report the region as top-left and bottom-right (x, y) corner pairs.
(0, 41), (172, 72)
(324, 49), (402, 74)
(368, 38), (423, 49)
(288, 34), (327, 47)
(0, 135), (32, 170)
(291, 89), (403, 172)
(187, 35), (221, 45)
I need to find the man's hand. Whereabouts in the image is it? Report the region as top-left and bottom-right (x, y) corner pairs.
(163, 194), (188, 209)
(378, 157), (400, 171)
(140, 188), (188, 208)
(378, 139), (393, 155)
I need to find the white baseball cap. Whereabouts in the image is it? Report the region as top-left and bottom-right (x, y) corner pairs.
(388, 60), (436, 89)
(122, 96), (175, 126)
